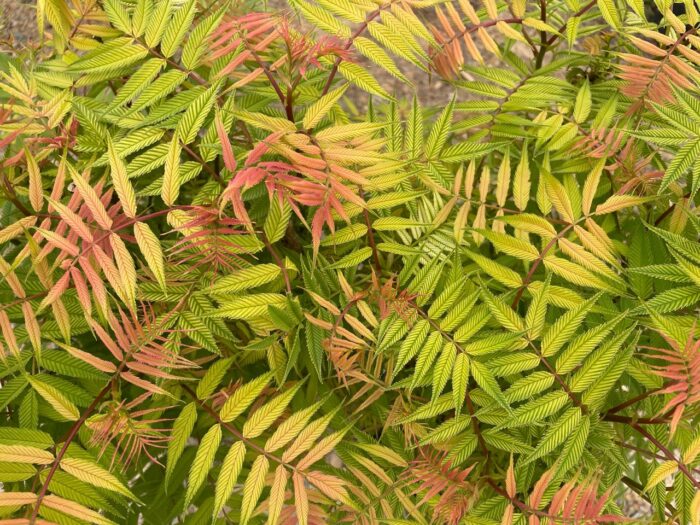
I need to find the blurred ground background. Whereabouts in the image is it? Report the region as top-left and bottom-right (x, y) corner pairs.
(1, 0), (36, 46)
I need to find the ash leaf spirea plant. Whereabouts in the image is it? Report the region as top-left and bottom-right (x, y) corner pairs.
(1, 0), (700, 523)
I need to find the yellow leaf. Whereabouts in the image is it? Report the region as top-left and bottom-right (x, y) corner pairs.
(544, 174), (575, 223)
(60, 457), (137, 499)
(691, 490), (700, 525)
(134, 222), (166, 290)
(0, 444), (54, 465)
(25, 147), (43, 212)
(0, 216), (37, 245)
(582, 160), (604, 216)
(219, 372), (273, 423)
(303, 84), (348, 129)
(354, 443), (407, 467)
(242, 383), (303, 439)
(644, 460), (677, 492)
(264, 402), (324, 453)
(27, 377), (79, 421)
(305, 470), (348, 502)
(293, 471), (309, 525)
(240, 455), (269, 525)
(296, 427), (348, 471)
(161, 134), (181, 206)
(0, 491), (37, 506)
(213, 441), (245, 519)
(107, 137), (137, 218)
(68, 165), (112, 229)
(595, 195), (655, 215)
(43, 494), (117, 525)
(267, 465), (288, 525)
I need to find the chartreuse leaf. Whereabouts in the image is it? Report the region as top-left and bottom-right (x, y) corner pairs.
(219, 373), (273, 423)
(59, 457), (138, 500)
(160, 0), (197, 57)
(184, 424), (221, 506)
(303, 84), (348, 129)
(242, 381), (304, 438)
(27, 377), (78, 421)
(165, 402), (197, 489)
(196, 357), (233, 399)
(134, 222), (166, 290)
(541, 292), (601, 357)
(176, 81), (221, 145)
(212, 441), (245, 519)
(451, 352), (469, 415)
(471, 360), (511, 413)
(3, 0), (700, 522)
(240, 454), (269, 525)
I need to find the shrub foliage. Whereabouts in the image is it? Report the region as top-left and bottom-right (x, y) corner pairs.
(1, 0), (700, 523)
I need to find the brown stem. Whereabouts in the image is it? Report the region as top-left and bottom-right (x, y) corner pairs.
(605, 387), (662, 415)
(412, 307), (489, 460)
(181, 384), (294, 469)
(511, 224), (573, 309)
(320, 7), (387, 96)
(261, 231), (292, 294)
(358, 188), (381, 273)
(1, 168), (33, 217)
(655, 192), (690, 226)
(535, 0), (548, 68)
(28, 292), (192, 523)
(28, 382), (112, 523)
(542, 351), (587, 413)
(632, 423), (700, 490)
(603, 413), (669, 425)
(248, 47), (289, 118)
(285, 86), (295, 123)
(178, 137), (225, 187)
(621, 476), (674, 515)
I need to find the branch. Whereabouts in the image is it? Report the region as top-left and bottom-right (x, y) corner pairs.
(28, 381), (112, 523)
(181, 384), (295, 469)
(358, 188), (381, 273)
(631, 423), (700, 490)
(261, 231), (292, 294)
(511, 224), (573, 309)
(320, 7), (387, 96)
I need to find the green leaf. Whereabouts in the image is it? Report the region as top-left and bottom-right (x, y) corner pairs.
(210, 264), (282, 294)
(219, 373), (273, 423)
(176, 81), (221, 145)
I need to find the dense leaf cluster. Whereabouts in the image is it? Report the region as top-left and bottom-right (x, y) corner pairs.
(1, 0), (700, 523)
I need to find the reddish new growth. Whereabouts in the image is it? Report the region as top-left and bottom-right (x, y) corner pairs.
(87, 397), (171, 469)
(170, 205), (248, 274)
(404, 449), (477, 525)
(646, 325), (700, 435)
(276, 21), (350, 78)
(370, 273), (419, 322)
(529, 476), (622, 525)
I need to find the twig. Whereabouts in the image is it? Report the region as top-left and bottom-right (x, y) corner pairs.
(632, 423), (700, 490)
(511, 224), (573, 309)
(261, 231), (292, 293)
(28, 382), (112, 523)
(358, 188), (381, 273)
(320, 7), (387, 96)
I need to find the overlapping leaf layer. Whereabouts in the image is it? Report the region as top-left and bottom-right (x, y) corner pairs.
(1, 0), (700, 523)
